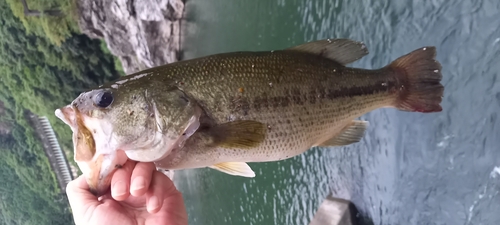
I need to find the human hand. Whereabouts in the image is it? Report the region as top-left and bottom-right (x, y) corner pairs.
(66, 160), (188, 225)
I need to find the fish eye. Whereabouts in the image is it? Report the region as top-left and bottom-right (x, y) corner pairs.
(94, 90), (114, 108)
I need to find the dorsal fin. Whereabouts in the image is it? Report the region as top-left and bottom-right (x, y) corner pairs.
(287, 38), (369, 65)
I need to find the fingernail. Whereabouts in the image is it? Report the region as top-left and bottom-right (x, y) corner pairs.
(148, 196), (160, 212)
(112, 181), (126, 197)
(131, 176), (146, 192)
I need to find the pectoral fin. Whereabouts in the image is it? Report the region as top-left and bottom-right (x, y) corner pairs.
(209, 162), (256, 177)
(211, 120), (267, 149)
(318, 120), (369, 146)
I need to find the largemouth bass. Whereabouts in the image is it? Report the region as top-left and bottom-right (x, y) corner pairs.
(55, 39), (444, 195)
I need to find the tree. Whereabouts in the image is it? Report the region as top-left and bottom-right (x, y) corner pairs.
(0, 0), (123, 223)
(20, 0), (62, 17)
(5, 0), (79, 45)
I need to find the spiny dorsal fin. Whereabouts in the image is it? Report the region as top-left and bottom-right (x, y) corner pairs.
(287, 38), (369, 65)
(317, 120), (369, 146)
(211, 120), (267, 149)
(209, 162), (256, 177)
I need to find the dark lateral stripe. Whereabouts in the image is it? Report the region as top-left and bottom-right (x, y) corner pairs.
(248, 82), (395, 111)
(319, 81), (396, 101)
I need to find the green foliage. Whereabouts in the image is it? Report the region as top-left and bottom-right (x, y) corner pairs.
(0, 0), (122, 224)
(100, 40), (126, 76)
(5, 0), (80, 45)
(0, 115), (73, 225)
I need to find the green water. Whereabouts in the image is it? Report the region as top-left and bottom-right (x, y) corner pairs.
(176, 1), (500, 224)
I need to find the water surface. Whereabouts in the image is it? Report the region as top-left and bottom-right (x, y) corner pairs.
(176, 1), (500, 224)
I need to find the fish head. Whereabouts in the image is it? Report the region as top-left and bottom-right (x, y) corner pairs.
(55, 84), (201, 196)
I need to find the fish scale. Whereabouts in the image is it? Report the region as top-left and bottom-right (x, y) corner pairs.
(154, 51), (401, 168)
(55, 38), (444, 194)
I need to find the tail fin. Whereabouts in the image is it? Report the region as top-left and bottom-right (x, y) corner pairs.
(387, 47), (444, 113)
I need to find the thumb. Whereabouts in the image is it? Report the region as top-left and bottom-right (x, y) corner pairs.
(66, 175), (100, 224)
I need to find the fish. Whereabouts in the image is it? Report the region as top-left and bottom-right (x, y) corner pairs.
(55, 38), (444, 196)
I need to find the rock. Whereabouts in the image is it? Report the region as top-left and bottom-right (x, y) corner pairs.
(309, 195), (358, 225)
(75, 0), (184, 74)
(135, 0), (164, 21)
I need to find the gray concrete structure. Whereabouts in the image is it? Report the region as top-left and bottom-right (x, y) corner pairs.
(29, 114), (74, 193)
(309, 195), (357, 225)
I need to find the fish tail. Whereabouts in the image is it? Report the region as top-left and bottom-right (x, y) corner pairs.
(387, 47), (444, 113)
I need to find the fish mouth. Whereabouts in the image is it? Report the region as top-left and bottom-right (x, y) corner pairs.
(55, 105), (96, 162)
(84, 151), (127, 196)
(55, 106), (77, 132)
(55, 106), (121, 196)
(83, 154), (109, 196)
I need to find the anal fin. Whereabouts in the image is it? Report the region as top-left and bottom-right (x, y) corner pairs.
(209, 162), (256, 177)
(318, 120), (369, 146)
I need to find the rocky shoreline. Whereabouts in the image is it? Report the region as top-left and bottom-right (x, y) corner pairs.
(76, 0), (185, 74)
